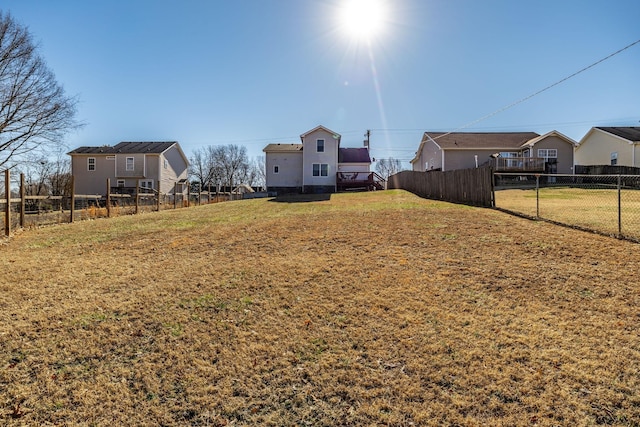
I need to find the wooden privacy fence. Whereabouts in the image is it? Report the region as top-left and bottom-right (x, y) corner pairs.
(387, 168), (494, 207)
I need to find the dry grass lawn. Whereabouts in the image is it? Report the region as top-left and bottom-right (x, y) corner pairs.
(495, 187), (640, 240)
(1, 190), (639, 426)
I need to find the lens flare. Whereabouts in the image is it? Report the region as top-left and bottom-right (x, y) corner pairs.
(339, 0), (387, 41)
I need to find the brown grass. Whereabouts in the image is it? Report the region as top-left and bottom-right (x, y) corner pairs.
(1, 190), (640, 426)
(496, 187), (640, 239)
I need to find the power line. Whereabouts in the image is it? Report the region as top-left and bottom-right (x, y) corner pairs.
(429, 38), (640, 141)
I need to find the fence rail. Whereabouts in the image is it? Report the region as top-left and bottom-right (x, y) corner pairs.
(387, 168), (494, 207)
(0, 170), (214, 237)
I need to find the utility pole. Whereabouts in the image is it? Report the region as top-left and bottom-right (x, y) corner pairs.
(364, 129), (370, 148)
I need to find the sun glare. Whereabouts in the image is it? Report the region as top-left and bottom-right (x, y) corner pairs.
(339, 0), (387, 41)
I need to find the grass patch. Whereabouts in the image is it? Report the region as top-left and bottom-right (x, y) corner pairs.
(1, 190), (640, 425)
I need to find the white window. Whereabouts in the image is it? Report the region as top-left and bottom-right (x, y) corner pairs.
(316, 139), (325, 153)
(537, 149), (558, 159)
(116, 179), (125, 187)
(126, 157), (134, 171)
(312, 163), (329, 177)
(611, 152), (618, 166)
(163, 159), (168, 169)
(88, 157), (96, 171)
(139, 180), (153, 189)
(274, 165), (279, 174)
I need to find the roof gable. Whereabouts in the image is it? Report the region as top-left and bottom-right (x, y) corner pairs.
(522, 130), (578, 148)
(300, 125), (341, 143)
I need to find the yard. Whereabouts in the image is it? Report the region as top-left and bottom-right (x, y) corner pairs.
(1, 190), (639, 426)
(495, 186), (640, 240)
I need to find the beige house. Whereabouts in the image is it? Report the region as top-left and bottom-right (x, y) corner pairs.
(410, 130), (577, 174)
(575, 127), (640, 167)
(68, 141), (189, 196)
(263, 125), (379, 194)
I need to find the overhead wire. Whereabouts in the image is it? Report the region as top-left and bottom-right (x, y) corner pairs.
(427, 38), (640, 141)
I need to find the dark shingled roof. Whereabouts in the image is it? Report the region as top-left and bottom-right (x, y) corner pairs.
(596, 127), (640, 142)
(339, 147), (371, 163)
(424, 132), (540, 149)
(69, 141), (177, 155)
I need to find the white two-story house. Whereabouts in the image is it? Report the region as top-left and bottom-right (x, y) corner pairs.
(263, 125), (379, 194)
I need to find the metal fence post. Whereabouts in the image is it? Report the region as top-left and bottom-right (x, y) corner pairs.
(618, 174), (622, 238)
(536, 174), (540, 219)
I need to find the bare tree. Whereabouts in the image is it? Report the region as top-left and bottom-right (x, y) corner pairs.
(0, 12), (81, 168)
(254, 156), (266, 189)
(14, 153), (71, 196)
(375, 157), (404, 180)
(46, 155), (71, 196)
(216, 144), (248, 191)
(188, 144), (251, 192)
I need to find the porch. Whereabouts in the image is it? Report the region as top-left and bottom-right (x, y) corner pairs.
(491, 157), (546, 172)
(337, 172), (385, 191)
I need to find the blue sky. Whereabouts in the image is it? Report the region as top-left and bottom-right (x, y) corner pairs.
(3, 0), (639, 166)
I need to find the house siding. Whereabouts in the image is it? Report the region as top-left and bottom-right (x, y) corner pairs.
(302, 128), (339, 191)
(160, 147), (189, 194)
(412, 138), (442, 171)
(265, 151), (303, 192)
(115, 153), (146, 178)
(444, 149), (497, 171)
(71, 155), (114, 195)
(530, 135), (574, 174)
(576, 129), (635, 167)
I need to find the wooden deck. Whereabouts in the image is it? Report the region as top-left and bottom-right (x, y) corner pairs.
(337, 172), (385, 192)
(492, 157), (546, 172)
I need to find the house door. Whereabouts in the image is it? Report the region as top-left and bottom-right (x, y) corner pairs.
(546, 161), (557, 183)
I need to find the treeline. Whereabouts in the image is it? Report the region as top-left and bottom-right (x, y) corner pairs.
(189, 144), (265, 192)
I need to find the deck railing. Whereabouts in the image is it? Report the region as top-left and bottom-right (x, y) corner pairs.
(493, 157), (546, 172)
(337, 171), (385, 190)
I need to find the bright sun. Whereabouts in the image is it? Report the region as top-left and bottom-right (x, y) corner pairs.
(339, 0), (387, 41)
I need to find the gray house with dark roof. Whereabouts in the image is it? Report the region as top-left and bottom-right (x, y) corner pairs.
(68, 141), (189, 197)
(263, 126), (379, 194)
(410, 131), (577, 174)
(575, 127), (640, 167)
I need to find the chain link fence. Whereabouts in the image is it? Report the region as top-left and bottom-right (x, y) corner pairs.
(494, 173), (640, 241)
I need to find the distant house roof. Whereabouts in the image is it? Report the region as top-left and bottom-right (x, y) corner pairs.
(411, 132), (541, 164)
(68, 141), (178, 155)
(339, 147), (371, 163)
(263, 143), (303, 152)
(596, 127), (640, 143)
(424, 132), (540, 149)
